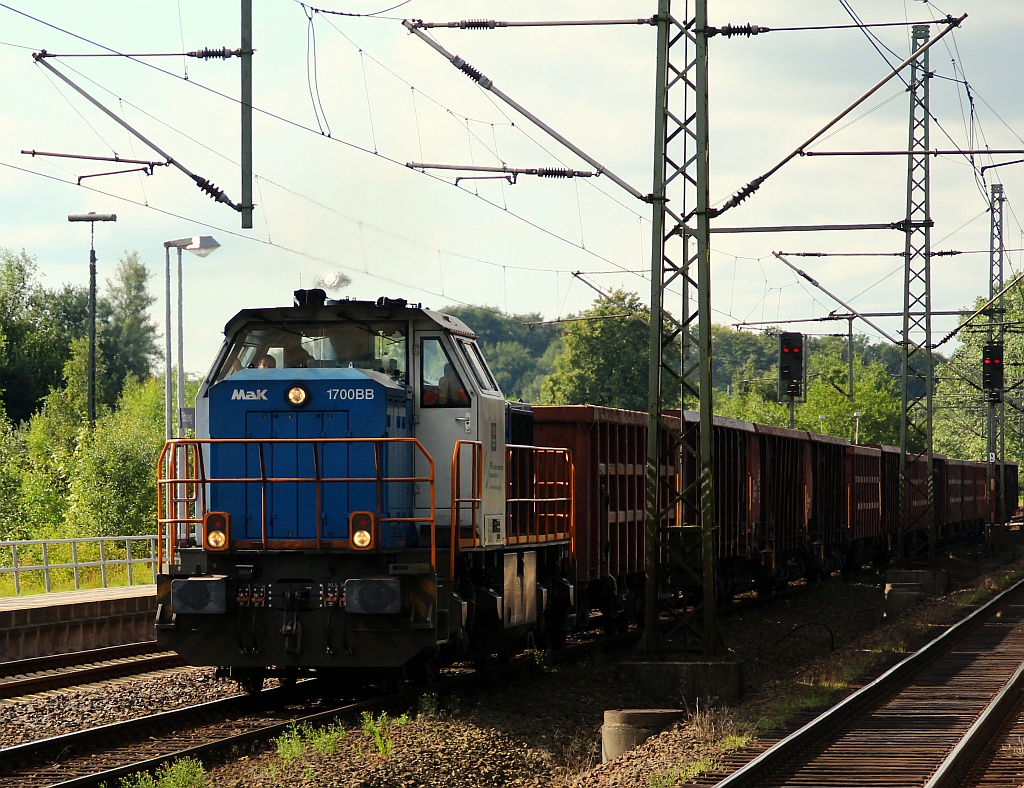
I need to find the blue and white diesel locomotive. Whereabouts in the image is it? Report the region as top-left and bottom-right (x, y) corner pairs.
(155, 291), (573, 692)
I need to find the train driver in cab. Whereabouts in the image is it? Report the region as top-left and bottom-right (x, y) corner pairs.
(439, 363), (469, 406)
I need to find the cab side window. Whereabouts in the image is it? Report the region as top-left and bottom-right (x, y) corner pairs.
(421, 338), (470, 408)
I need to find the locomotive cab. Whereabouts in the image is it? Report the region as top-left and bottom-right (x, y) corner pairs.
(155, 292), (572, 690)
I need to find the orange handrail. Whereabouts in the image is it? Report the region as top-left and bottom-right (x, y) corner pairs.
(156, 437), (435, 570)
(448, 441), (574, 574)
(450, 440), (483, 576)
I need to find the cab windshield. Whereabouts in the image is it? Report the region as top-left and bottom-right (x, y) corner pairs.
(212, 321), (407, 384)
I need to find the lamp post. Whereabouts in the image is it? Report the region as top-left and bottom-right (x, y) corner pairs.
(853, 411), (863, 444)
(163, 235), (221, 440)
(819, 414), (826, 434)
(68, 212), (117, 428)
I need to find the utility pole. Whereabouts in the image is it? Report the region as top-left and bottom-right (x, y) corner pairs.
(898, 25), (936, 564)
(987, 183), (1006, 532)
(240, 0), (254, 229)
(67, 212), (117, 428)
(643, 0), (718, 657)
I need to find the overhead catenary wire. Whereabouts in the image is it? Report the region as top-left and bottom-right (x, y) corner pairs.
(4, 0), (1007, 339)
(7, 2), (664, 307)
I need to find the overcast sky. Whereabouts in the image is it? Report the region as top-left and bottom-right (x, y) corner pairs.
(2, 0), (1023, 375)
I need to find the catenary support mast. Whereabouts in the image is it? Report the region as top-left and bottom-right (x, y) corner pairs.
(643, 0), (718, 656)
(899, 25), (936, 563)
(987, 183), (1006, 529)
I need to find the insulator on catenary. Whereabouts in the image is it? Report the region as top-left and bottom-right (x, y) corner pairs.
(710, 176), (764, 217)
(187, 47), (236, 60)
(193, 175), (233, 206)
(458, 19), (498, 29)
(451, 56), (493, 89)
(713, 24), (770, 38)
(537, 168), (576, 178)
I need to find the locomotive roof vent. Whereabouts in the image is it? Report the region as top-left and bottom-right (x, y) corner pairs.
(376, 296), (408, 309)
(294, 288), (327, 307)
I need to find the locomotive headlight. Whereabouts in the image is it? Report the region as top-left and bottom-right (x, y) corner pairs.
(207, 530), (227, 549)
(352, 529), (372, 549)
(203, 512), (231, 552)
(350, 511), (375, 550)
(286, 386), (308, 406)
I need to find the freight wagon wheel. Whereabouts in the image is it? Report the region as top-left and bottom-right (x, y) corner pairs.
(408, 653), (439, 687)
(382, 666), (407, 694)
(237, 667), (266, 695)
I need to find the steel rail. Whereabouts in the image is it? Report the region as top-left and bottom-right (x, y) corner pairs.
(0, 649), (183, 699)
(924, 659), (1024, 787)
(714, 576), (1024, 787)
(0, 642), (159, 677)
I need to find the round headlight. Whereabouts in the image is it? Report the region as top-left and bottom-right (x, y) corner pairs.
(287, 386), (308, 406)
(206, 530), (227, 549)
(352, 529), (372, 549)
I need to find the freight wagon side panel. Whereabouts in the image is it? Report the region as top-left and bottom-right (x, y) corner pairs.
(937, 458), (956, 532)
(905, 452), (931, 536)
(533, 406), (656, 586)
(809, 434), (846, 552)
(674, 410), (755, 565)
(879, 445), (900, 545)
(846, 445), (882, 543)
(754, 425), (808, 556)
(712, 419), (753, 562)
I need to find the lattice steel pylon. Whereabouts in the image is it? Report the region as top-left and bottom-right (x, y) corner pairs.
(643, 0), (718, 656)
(898, 24), (936, 564)
(987, 183), (1006, 528)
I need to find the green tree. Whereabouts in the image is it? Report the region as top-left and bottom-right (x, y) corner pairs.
(97, 251), (160, 407)
(64, 377), (165, 537)
(710, 325), (778, 395)
(0, 412), (27, 540)
(0, 248), (88, 424)
(717, 343), (902, 445)
(932, 276), (1024, 462)
(19, 339), (95, 536)
(539, 291), (651, 409)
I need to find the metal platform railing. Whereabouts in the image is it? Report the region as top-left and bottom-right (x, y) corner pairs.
(0, 535), (158, 595)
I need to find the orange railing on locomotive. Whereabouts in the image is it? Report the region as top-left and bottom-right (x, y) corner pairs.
(449, 440), (574, 578)
(156, 437), (436, 568)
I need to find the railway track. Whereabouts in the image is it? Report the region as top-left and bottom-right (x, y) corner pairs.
(0, 625), (623, 788)
(698, 576), (1024, 788)
(0, 643), (185, 699)
(0, 684), (345, 788)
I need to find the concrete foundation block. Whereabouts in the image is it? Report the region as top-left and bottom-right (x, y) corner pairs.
(602, 708), (686, 762)
(615, 659), (743, 707)
(885, 568), (949, 595)
(884, 582), (927, 616)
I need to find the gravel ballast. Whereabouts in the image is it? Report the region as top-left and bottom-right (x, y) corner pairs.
(3, 545), (1021, 786)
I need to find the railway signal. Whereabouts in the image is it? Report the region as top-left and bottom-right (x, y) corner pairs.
(778, 332), (804, 399)
(983, 344), (1003, 401)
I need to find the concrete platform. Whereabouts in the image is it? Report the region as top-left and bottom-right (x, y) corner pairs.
(0, 584), (156, 661)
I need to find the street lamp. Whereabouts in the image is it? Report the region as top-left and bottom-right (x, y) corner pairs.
(68, 212), (117, 428)
(163, 235), (221, 440)
(818, 414), (826, 434)
(853, 411), (863, 444)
